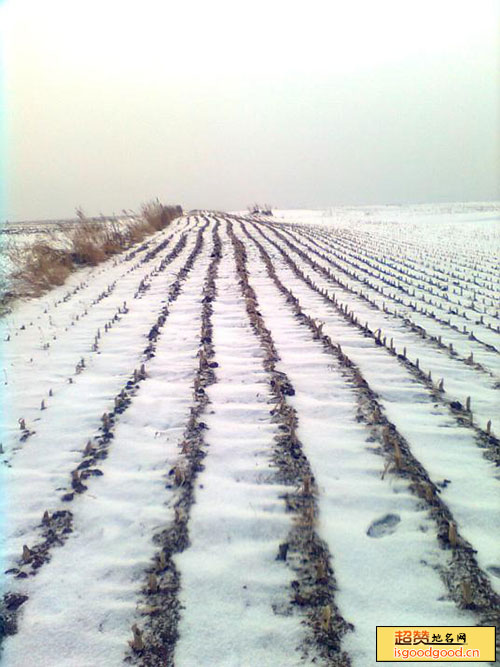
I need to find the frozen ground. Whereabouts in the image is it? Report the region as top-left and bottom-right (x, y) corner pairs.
(0, 205), (499, 666)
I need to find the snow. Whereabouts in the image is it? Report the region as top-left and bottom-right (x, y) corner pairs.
(1, 217), (212, 665)
(248, 223), (500, 598)
(174, 226), (306, 666)
(235, 221), (479, 666)
(1, 206), (498, 666)
(283, 224), (500, 370)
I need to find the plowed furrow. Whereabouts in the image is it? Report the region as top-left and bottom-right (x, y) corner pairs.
(248, 218), (499, 454)
(1, 220), (197, 459)
(1, 224), (209, 594)
(237, 219), (500, 658)
(279, 223), (500, 367)
(241, 218), (500, 580)
(294, 223), (500, 345)
(2, 215), (189, 350)
(258, 221), (500, 434)
(203, 221), (353, 665)
(0, 223), (214, 661)
(127, 220), (222, 666)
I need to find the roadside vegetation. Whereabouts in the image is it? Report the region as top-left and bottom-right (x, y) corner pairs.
(1, 201), (182, 305)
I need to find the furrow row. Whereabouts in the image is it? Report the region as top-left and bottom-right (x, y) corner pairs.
(1, 221), (214, 666)
(225, 220), (351, 665)
(247, 218), (498, 453)
(128, 221), (222, 666)
(2, 226), (195, 460)
(236, 219), (500, 660)
(0, 222), (211, 644)
(278, 222), (500, 364)
(299, 223), (500, 334)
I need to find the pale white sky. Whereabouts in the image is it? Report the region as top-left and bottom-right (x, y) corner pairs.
(1, 0), (499, 220)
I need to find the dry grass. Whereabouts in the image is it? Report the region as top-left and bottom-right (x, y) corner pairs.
(141, 200), (182, 231)
(127, 220), (155, 245)
(70, 220), (108, 265)
(3, 201), (183, 301)
(7, 242), (74, 296)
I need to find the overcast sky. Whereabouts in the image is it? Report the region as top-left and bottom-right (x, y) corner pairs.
(1, 0), (499, 220)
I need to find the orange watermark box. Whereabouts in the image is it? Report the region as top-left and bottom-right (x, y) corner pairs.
(376, 626), (496, 662)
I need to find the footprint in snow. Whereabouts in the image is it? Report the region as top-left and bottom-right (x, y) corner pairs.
(367, 513), (401, 538)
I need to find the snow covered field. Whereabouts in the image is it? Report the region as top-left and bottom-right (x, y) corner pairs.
(0, 206), (499, 666)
